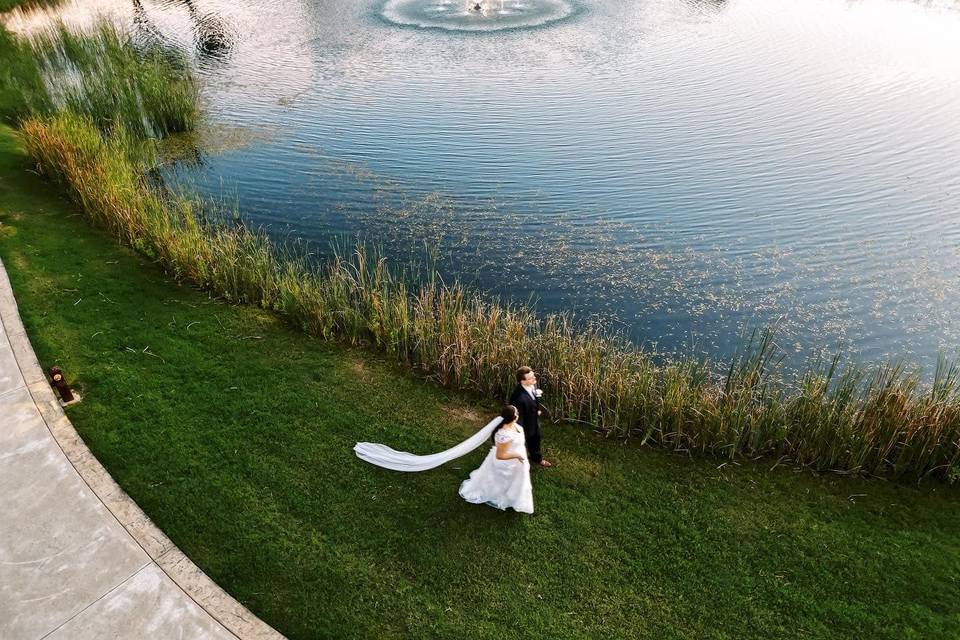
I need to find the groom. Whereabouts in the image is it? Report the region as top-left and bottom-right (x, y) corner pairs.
(510, 366), (553, 468)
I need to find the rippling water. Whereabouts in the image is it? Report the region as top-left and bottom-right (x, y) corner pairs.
(7, 0), (960, 370)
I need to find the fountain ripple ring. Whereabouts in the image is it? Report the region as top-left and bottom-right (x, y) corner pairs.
(381, 0), (577, 32)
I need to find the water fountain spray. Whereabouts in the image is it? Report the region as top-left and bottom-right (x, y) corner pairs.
(470, 0), (506, 14)
(382, 0), (575, 32)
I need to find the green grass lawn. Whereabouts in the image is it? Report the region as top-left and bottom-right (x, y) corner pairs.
(1, 124), (958, 639)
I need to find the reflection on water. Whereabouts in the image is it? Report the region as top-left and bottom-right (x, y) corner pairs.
(5, 0), (960, 372)
(130, 0), (233, 60)
(179, 0), (232, 59)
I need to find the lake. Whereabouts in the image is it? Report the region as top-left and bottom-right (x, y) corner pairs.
(7, 0), (960, 370)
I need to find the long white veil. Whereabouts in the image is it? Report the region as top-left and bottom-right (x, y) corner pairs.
(354, 416), (504, 472)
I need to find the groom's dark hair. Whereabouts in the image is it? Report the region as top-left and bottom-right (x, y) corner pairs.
(516, 366), (533, 384)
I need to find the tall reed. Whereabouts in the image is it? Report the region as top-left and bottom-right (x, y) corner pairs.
(0, 0), (64, 12)
(0, 20), (198, 135)
(0, 26), (49, 123)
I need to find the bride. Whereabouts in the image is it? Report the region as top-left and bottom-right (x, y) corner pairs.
(354, 405), (534, 514)
(459, 405), (533, 513)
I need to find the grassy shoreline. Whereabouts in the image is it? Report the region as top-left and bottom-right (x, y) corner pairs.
(19, 105), (960, 480)
(1, 122), (959, 638)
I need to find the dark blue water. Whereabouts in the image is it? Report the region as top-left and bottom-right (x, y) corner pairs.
(8, 0), (960, 369)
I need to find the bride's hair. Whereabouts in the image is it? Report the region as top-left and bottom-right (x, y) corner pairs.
(492, 405), (519, 443)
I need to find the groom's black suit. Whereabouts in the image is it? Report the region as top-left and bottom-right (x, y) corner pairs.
(510, 384), (542, 464)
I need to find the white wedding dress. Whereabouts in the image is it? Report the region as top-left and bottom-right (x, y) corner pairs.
(354, 417), (534, 514)
(459, 426), (534, 514)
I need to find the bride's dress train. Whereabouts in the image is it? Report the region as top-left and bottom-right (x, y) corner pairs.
(355, 416), (504, 471)
(459, 427), (534, 514)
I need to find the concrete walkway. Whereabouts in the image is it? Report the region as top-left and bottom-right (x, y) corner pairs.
(0, 257), (284, 640)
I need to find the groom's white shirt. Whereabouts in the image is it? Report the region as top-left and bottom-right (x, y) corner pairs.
(522, 384), (537, 400)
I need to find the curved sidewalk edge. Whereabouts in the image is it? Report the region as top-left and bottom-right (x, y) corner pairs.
(0, 256), (285, 640)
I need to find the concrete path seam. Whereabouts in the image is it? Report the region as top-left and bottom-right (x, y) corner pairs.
(37, 562), (153, 640)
